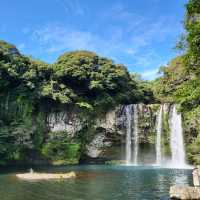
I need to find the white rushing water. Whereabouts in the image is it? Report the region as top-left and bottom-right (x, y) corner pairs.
(156, 105), (163, 165)
(133, 104), (139, 165)
(125, 104), (139, 165)
(169, 105), (186, 167)
(125, 105), (133, 164)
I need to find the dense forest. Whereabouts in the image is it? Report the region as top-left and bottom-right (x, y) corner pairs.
(0, 40), (154, 165)
(0, 0), (200, 166)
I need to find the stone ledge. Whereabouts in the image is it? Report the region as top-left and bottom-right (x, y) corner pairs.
(170, 186), (200, 200)
(16, 171), (76, 180)
(193, 167), (200, 187)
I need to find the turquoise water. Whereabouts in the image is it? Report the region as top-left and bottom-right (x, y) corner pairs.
(0, 165), (192, 200)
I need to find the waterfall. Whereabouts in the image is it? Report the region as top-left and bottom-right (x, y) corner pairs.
(123, 103), (187, 167)
(125, 105), (132, 164)
(133, 104), (139, 165)
(156, 105), (163, 165)
(169, 105), (186, 167)
(125, 104), (139, 165)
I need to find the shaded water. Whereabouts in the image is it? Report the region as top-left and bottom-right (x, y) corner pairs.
(0, 165), (192, 200)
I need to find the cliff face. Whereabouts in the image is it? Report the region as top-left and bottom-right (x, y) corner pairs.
(0, 95), (191, 165)
(0, 98), (196, 165)
(46, 104), (160, 163)
(46, 107), (123, 162)
(47, 112), (84, 138)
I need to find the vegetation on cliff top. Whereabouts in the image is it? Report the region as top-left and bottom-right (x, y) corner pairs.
(0, 40), (153, 165)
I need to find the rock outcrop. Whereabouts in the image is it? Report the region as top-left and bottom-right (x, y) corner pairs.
(46, 104), (160, 162)
(86, 132), (112, 158)
(47, 111), (85, 137)
(170, 167), (200, 200)
(170, 186), (200, 200)
(16, 171), (76, 180)
(193, 167), (200, 187)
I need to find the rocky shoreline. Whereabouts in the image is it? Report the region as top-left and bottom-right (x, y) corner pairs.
(170, 167), (200, 199)
(16, 171), (76, 181)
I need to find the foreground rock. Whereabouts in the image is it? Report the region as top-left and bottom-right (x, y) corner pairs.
(170, 167), (200, 199)
(170, 186), (200, 200)
(193, 167), (200, 187)
(16, 171), (76, 180)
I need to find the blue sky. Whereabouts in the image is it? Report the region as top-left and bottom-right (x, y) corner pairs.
(0, 0), (188, 80)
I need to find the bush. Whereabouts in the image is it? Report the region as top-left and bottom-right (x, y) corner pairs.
(41, 133), (81, 163)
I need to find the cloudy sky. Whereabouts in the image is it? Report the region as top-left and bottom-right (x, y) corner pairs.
(0, 0), (188, 80)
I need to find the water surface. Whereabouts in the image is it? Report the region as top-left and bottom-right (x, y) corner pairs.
(0, 165), (192, 200)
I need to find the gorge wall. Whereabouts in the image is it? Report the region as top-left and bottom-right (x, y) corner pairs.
(45, 103), (189, 165)
(0, 95), (193, 166)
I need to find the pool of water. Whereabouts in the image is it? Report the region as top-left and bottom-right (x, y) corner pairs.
(0, 165), (192, 200)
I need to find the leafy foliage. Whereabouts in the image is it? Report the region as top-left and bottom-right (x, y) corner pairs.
(152, 56), (191, 103)
(152, 0), (200, 164)
(185, 0), (200, 74)
(0, 41), (146, 165)
(41, 51), (138, 110)
(41, 131), (80, 163)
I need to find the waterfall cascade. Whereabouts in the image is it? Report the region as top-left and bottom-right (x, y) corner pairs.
(125, 104), (139, 165)
(156, 105), (163, 165)
(169, 105), (186, 167)
(125, 105), (132, 164)
(133, 104), (139, 165)
(124, 104), (187, 167)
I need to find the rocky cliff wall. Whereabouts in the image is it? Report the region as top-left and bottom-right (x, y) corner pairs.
(46, 104), (162, 163)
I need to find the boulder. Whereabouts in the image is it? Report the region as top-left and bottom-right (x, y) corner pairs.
(86, 132), (112, 158)
(16, 171), (76, 180)
(193, 167), (200, 187)
(170, 186), (200, 200)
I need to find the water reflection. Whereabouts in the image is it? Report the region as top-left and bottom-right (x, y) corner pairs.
(171, 169), (190, 185)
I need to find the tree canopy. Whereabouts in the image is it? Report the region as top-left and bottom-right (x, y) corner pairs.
(0, 41), (150, 165)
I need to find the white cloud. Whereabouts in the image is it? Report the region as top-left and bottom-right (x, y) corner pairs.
(56, 0), (85, 16)
(32, 18), (175, 55)
(29, 2), (182, 79)
(126, 48), (137, 55)
(32, 24), (103, 53)
(141, 68), (160, 80)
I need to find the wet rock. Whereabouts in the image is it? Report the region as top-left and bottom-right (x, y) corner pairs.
(46, 104), (161, 162)
(86, 132), (112, 158)
(193, 167), (200, 187)
(16, 171), (76, 180)
(95, 109), (117, 131)
(47, 112), (84, 137)
(170, 186), (200, 200)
